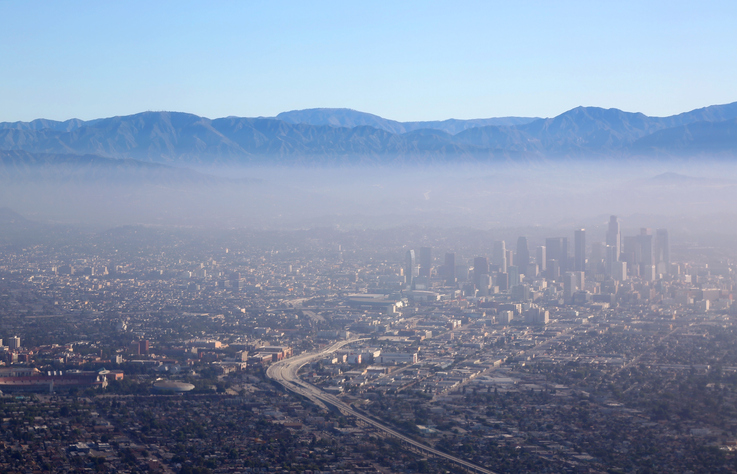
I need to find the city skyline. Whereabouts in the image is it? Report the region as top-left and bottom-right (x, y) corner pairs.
(0, 215), (732, 472)
(2, 2), (737, 472)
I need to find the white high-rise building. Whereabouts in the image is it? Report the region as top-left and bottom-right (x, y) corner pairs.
(536, 246), (546, 272)
(492, 241), (507, 273)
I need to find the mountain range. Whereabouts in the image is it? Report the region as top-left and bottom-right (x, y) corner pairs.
(1, 103), (737, 166)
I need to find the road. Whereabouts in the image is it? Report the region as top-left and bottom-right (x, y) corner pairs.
(266, 338), (363, 410)
(267, 339), (495, 474)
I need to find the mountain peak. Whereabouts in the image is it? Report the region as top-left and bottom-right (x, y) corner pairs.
(2, 101), (737, 164)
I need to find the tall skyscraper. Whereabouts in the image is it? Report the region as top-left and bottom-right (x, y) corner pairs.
(574, 229), (586, 272)
(548, 259), (561, 278)
(546, 237), (568, 275)
(492, 241), (507, 273)
(622, 236), (639, 277)
(496, 272), (509, 291)
(606, 215), (621, 262)
(638, 228), (654, 274)
(622, 229), (655, 277)
(516, 236), (530, 268)
(655, 229), (670, 274)
(536, 246), (546, 272)
(508, 265), (520, 288)
(473, 256), (489, 287)
(605, 245), (618, 277)
(405, 250), (415, 288)
(419, 247), (432, 278)
(444, 252), (456, 284)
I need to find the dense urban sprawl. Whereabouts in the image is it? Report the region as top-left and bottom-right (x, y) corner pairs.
(1, 220), (737, 472)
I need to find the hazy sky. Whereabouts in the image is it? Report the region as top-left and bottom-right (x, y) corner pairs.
(1, 1), (736, 122)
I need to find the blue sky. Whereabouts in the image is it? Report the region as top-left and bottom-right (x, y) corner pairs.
(1, 1), (736, 122)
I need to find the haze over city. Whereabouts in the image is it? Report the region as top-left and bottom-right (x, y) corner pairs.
(1, 2), (737, 473)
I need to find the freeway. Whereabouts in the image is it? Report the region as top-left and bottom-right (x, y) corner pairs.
(266, 338), (366, 410)
(266, 340), (495, 474)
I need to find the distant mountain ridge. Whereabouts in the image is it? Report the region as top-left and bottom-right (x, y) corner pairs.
(0, 118), (90, 132)
(276, 108), (539, 134)
(1, 102), (737, 165)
